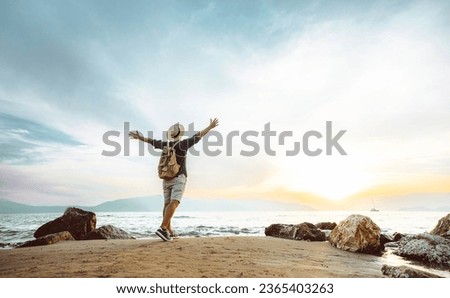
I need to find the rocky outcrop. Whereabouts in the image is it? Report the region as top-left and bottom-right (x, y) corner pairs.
(15, 208), (135, 249)
(393, 232), (405, 242)
(381, 264), (442, 278)
(329, 214), (382, 254)
(17, 231), (74, 248)
(396, 233), (450, 268)
(265, 222), (326, 241)
(380, 233), (394, 247)
(315, 222), (337, 230)
(86, 225), (135, 240)
(430, 213), (450, 239)
(34, 207), (96, 240)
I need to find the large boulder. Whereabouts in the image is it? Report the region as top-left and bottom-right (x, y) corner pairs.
(265, 222), (326, 241)
(86, 225), (135, 240)
(381, 265), (442, 278)
(430, 213), (450, 239)
(315, 222), (337, 230)
(396, 233), (450, 268)
(34, 207), (96, 240)
(17, 231), (74, 248)
(329, 214), (382, 254)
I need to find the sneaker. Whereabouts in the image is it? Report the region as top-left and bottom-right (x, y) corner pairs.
(169, 230), (179, 239)
(155, 228), (172, 241)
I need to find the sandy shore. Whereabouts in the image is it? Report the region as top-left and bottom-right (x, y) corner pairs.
(0, 236), (384, 278)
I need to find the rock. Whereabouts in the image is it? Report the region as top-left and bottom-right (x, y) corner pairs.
(34, 207), (96, 240)
(393, 232), (405, 242)
(17, 231), (74, 248)
(294, 223), (326, 241)
(430, 213), (450, 239)
(265, 223), (288, 236)
(86, 225), (135, 240)
(396, 233), (450, 268)
(265, 222), (326, 241)
(384, 242), (399, 248)
(380, 233), (394, 247)
(381, 264), (442, 278)
(329, 214), (382, 254)
(315, 222), (337, 230)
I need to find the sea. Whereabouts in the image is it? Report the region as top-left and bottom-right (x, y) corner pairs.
(2, 210), (449, 277)
(0, 210), (447, 247)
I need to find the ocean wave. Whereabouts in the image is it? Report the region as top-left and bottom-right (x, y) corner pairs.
(0, 230), (19, 237)
(181, 231), (203, 237)
(209, 227), (261, 235)
(0, 242), (18, 249)
(195, 225), (215, 229)
(240, 228), (260, 234)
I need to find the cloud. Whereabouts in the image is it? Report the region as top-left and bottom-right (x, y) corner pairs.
(0, 0), (449, 206)
(0, 163), (80, 204)
(0, 111), (82, 164)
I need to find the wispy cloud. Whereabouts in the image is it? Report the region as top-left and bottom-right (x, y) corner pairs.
(0, 112), (82, 164)
(0, 0), (449, 207)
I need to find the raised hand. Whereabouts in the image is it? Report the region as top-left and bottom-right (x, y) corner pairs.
(129, 130), (142, 139)
(209, 118), (219, 129)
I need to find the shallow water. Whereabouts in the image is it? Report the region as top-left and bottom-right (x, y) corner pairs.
(381, 248), (450, 278)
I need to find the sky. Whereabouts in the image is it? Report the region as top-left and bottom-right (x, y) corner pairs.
(0, 0), (449, 209)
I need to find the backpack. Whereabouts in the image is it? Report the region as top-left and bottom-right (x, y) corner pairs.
(158, 140), (181, 180)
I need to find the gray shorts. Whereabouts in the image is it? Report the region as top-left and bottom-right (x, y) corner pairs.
(162, 174), (187, 203)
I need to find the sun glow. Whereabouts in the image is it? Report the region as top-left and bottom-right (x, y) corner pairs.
(269, 155), (377, 201)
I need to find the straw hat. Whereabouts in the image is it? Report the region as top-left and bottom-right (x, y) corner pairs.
(167, 123), (185, 141)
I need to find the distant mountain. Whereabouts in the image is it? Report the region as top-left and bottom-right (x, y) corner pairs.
(0, 199), (68, 214)
(89, 196), (163, 212)
(0, 197), (315, 214)
(2, 192), (449, 214)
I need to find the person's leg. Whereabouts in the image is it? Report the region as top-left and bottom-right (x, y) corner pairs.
(160, 175), (186, 232)
(156, 180), (173, 241)
(162, 180), (175, 232)
(163, 202), (171, 231)
(163, 179), (172, 205)
(161, 200), (179, 230)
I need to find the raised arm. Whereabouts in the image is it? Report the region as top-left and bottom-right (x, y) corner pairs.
(129, 131), (154, 144)
(198, 118), (219, 138)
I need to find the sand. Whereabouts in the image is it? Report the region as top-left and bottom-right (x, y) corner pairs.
(0, 236), (384, 278)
